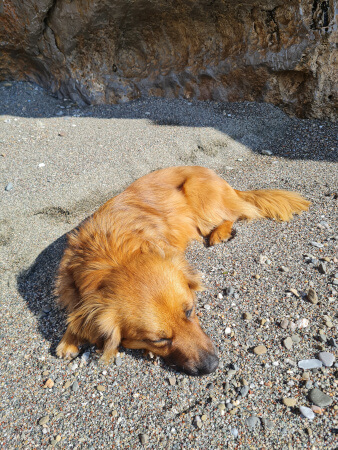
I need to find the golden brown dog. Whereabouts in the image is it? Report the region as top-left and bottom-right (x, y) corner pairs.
(55, 166), (310, 375)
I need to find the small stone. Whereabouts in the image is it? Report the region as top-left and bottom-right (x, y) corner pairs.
(230, 427), (239, 438)
(311, 405), (323, 414)
(63, 380), (72, 389)
(261, 418), (274, 429)
(318, 352), (335, 367)
(245, 415), (259, 428)
(168, 376), (176, 386)
(44, 378), (54, 389)
(253, 345), (267, 355)
(201, 414), (208, 422)
(308, 388), (333, 407)
(72, 380), (79, 392)
(5, 182), (13, 191)
(310, 241), (324, 248)
(305, 380), (313, 389)
(243, 312), (253, 321)
(111, 410), (118, 418)
(296, 318), (309, 329)
(291, 334), (301, 343)
(55, 413), (64, 420)
(139, 433), (149, 444)
(283, 397), (297, 407)
(318, 262), (327, 274)
(218, 403), (226, 411)
(307, 288), (318, 304)
(280, 318), (289, 329)
(280, 266), (290, 272)
(224, 327), (231, 335)
(283, 337), (293, 350)
(55, 435), (61, 442)
(302, 372), (310, 381)
(318, 331), (327, 343)
(39, 415), (50, 425)
(81, 351), (90, 364)
(224, 286), (235, 296)
(323, 316), (333, 328)
(240, 385), (249, 397)
(97, 385), (106, 392)
(298, 359), (323, 370)
(193, 415), (202, 429)
(261, 150), (273, 156)
(328, 338), (337, 348)
(115, 356), (122, 366)
(288, 288), (300, 297)
(42, 305), (51, 313)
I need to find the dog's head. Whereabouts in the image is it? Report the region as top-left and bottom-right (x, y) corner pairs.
(99, 253), (219, 375)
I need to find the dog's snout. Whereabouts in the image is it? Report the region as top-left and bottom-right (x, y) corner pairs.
(195, 351), (219, 375)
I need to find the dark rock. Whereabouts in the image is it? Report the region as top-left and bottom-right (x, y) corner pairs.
(0, 1), (336, 119)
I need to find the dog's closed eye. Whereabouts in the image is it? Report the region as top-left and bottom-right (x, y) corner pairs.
(185, 307), (193, 319)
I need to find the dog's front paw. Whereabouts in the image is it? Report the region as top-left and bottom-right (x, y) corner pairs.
(56, 341), (80, 360)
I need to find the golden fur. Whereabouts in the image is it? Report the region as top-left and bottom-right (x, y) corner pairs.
(55, 166), (310, 375)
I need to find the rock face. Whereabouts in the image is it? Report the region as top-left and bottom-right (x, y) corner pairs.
(0, 1), (336, 119)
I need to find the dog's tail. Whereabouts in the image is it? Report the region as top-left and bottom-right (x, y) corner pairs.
(235, 189), (310, 221)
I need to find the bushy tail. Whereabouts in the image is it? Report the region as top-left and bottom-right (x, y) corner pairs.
(235, 189), (310, 221)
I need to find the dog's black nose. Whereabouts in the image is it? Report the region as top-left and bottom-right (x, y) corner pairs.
(196, 352), (219, 375)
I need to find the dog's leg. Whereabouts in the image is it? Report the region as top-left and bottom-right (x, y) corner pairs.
(101, 328), (121, 364)
(56, 326), (82, 359)
(209, 220), (235, 246)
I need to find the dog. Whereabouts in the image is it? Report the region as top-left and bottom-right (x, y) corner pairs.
(55, 166), (310, 375)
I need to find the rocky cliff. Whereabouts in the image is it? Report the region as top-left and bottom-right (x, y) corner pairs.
(0, 0), (336, 119)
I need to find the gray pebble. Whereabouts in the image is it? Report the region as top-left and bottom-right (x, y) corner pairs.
(307, 288), (318, 304)
(168, 376), (176, 386)
(318, 262), (327, 274)
(72, 380), (79, 392)
(224, 286), (235, 296)
(310, 241), (324, 248)
(261, 417), (274, 429)
(115, 356), (122, 366)
(298, 359), (323, 370)
(299, 406), (315, 420)
(193, 415), (202, 429)
(279, 266), (290, 272)
(305, 380), (313, 389)
(328, 338), (337, 348)
(280, 318), (289, 329)
(39, 415), (49, 425)
(240, 385), (249, 397)
(5, 182), (13, 191)
(308, 388), (333, 407)
(283, 337), (293, 350)
(291, 334), (301, 343)
(139, 433), (149, 444)
(42, 305), (51, 314)
(243, 312), (253, 321)
(245, 415), (260, 429)
(226, 402), (233, 410)
(230, 427), (239, 438)
(318, 332), (327, 343)
(318, 352), (335, 367)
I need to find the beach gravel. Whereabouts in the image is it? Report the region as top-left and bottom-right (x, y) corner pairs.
(0, 82), (337, 449)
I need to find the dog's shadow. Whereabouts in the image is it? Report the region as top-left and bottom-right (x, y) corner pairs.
(17, 233), (69, 355)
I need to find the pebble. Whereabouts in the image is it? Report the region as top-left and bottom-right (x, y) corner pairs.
(318, 331), (327, 343)
(42, 305), (51, 313)
(243, 312), (253, 321)
(328, 338), (337, 348)
(240, 385), (249, 397)
(63, 380), (72, 389)
(318, 262), (327, 274)
(193, 415), (202, 429)
(81, 351), (90, 364)
(139, 433), (149, 444)
(5, 182), (13, 191)
(283, 397), (297, 407)
(323, 316), (333, 328)
(307, 288), (318, 304)
(298, 359), (323, 370)
(224, 327), (231, 334)
(72, 380), (79, 392)
(245, 415), (260, 428)
(283, 337), (293, 350)
(218, 402), (226, 411)
(296, 318), (309, 329)
(253, 345), (267, 355)
(261, 150), (273, 155)
(230, 427), (239, 438)
(115, 356), (122, 366)
(39, 415), (50, 425)
(311, 405), (323, 414)
(305, 380), (313, 389)
(261, 418), (274, 429)
(280, 266), (290, 272)
(97, 385), (106, 392)
(291, 334), (301, 343)
(44, 378), (54, 389)
(318, 352), (335, 367)
(111, 410), (118, 418)
(310, 241), (324, 248)
(308, 388), (333, 407)
(168, 376), (176, 386)
(224, 286), (235, 296)
(280, 318), (289, 329)
(299, 406), (315, 420)
(288, 288), (300, 297)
